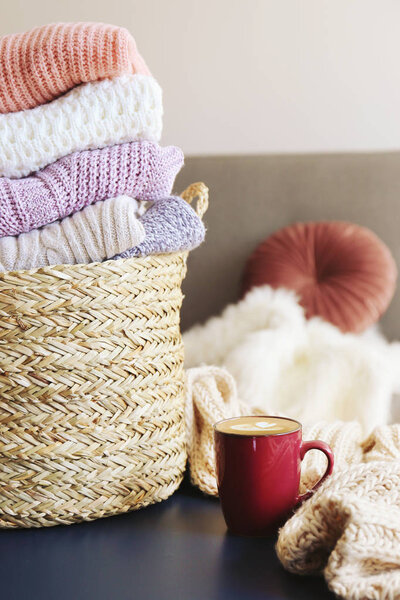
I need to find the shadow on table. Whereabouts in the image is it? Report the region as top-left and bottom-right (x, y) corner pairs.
(178, 476), (335, 599)
(215, 534), (335, 600)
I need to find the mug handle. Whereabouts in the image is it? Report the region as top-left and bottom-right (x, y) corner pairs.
(297, 440), (334, 503)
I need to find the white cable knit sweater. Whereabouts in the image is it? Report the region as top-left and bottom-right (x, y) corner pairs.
(0, 74), (162, 178)
(0, 196), (145, 272)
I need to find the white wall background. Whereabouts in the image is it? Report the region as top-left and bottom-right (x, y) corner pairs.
(1, 0), (400, 155)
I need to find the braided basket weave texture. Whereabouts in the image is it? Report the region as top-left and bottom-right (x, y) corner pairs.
(0, 182), (208, 528)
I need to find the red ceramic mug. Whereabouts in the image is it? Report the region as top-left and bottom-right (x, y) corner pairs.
(214, 415), (334, 536)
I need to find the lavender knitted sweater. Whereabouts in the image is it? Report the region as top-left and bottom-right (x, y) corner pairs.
(0, 141), (183, 237)
(115, 196), (206, 258)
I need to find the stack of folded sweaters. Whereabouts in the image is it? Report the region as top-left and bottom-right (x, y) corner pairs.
(0, 22), (205, 272)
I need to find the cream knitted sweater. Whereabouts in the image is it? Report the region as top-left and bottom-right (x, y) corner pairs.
(185, 366), (400, 600)
(0, 74), (162, 178)
(0, 196), (145, 272)
(277, 459), (400, 600)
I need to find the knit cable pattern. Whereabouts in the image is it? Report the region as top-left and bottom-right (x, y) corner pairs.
(0, 73), (162, 178)
(0, 141), (184, 237)
(0, 22), (150, 113)
(0, 195), (145, 272)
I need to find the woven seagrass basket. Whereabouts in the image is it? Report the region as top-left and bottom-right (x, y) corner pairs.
(0, 182), (208, 528)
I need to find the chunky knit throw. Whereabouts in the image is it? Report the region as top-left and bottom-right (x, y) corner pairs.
(0, 196), (145, 272)
(277, 427), (400, 600)
(0, 141), (183, 237)
(277, 464), (400, 600)
(0, 22), (150, 114)
(185, 366), (400, 600)
(0, 74), (162, 178)
(116, 196), (206, 258)
(183, 286), (400, 434)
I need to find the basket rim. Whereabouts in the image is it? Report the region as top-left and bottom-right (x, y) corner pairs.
(0, 250), (188, 280)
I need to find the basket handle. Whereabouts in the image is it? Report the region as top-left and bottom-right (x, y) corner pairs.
(180, 182), (209, 219)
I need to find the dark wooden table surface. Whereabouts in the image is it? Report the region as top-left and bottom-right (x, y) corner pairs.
(0, 480), (335, 600)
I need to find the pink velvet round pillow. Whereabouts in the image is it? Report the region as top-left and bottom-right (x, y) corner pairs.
(242, 222), (397, 333)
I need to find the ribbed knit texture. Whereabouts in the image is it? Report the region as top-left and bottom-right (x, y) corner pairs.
(185, 366), (254, 496)
(0, 74), (162, 178)
(0, 141), (184, 237)
(0, 22), (150, 113)
(298, 420), (363, 494)
(0, 196), (145, 272)
(116, 196), (206, 258)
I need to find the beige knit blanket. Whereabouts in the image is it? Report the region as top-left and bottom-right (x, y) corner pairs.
(185, 366), (400, 600)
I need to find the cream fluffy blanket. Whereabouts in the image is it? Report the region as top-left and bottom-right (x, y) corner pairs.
(185, 366), (400, 600)
(184, 286), (400, 433)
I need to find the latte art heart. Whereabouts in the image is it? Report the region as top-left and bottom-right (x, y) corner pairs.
(215, 416), (299, 436)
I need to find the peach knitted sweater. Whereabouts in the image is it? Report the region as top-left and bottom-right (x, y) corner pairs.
(0, 22), (150, 113)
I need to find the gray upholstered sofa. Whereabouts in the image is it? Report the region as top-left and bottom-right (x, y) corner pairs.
(176, 152), (400, 340)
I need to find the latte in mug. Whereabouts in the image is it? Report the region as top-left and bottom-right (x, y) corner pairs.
(214, 415), (300, 436)
(213, 414), (334, 536)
